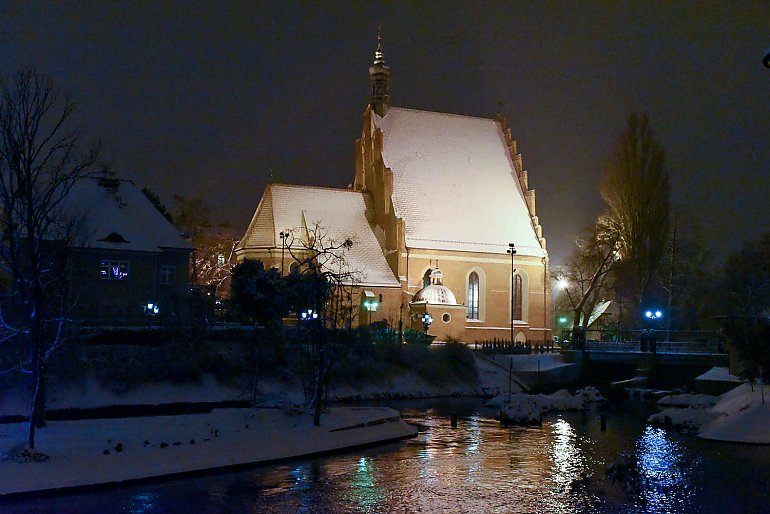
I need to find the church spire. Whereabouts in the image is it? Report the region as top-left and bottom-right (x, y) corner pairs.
(369, 28), (390, 117)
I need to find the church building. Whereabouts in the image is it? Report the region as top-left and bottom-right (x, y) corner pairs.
(236, 37), (551, 344)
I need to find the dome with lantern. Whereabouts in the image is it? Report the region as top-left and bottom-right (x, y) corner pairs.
(413, 266), (457, 305)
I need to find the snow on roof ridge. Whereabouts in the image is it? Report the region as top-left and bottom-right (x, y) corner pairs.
(270, 182), (356, 194)
(379, 105), (498, 123)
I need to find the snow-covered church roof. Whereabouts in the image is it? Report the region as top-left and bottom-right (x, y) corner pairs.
(64, 176), (193, 252)
(373, 107), (545, 257)
(237, 183), (399, 287)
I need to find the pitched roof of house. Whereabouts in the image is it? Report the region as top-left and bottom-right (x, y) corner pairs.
(237, 183), (399, 287)
(65, 176), (193, 252)
(373, 107), (545, 257)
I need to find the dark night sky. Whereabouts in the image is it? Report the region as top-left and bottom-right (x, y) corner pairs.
(1, 2), (768, 265)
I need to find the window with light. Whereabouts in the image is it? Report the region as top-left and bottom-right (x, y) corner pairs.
(100, 260), (129, 281)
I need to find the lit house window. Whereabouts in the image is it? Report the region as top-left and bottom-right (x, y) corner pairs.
(217, 254), (226, 266)
(100, 260), (129, 280)
(159, 265), (175, 285)
(467, 272), (479, 320)
(513, 274), (523, 321)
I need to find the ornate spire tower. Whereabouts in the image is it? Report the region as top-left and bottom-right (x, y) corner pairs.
(369, 30), (390, 117)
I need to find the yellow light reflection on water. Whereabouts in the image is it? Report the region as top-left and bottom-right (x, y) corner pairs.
(550, 418), (584, 488)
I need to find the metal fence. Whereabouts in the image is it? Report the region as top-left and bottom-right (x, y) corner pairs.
(584, 340), (723, 354)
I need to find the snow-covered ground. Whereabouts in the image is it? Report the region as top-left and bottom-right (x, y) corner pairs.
(649, 383), (770, 444)
(489, 387), (605, 425)
(0, 406), (416, 497)
(698, 383), (770, 443)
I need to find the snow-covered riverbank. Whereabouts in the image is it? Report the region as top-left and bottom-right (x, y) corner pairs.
(0, 352), (522, 497)
(0, 406), (416, 497)
(649, 382), (770, 444)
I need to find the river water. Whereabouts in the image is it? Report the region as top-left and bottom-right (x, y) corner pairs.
(5, 399), (770, 513)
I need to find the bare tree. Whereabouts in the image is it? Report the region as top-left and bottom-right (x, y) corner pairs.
(0, 69), (98, 448)
(194, 231), (237, 295)
(172, 194), (214, 285)
(283, 223), (361, 426)
(557, 218), (620, 342)
(600, 113), (670, 308)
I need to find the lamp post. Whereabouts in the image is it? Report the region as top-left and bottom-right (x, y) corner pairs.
(507, 243), (517, 344)
(542, 256), (548, 350)
(144, 301), (159, 329)
(279, 230), (289, 276)
(558, 315), (569, 343)
(643, 309), (663, 353)
(363, 298), (379, 325)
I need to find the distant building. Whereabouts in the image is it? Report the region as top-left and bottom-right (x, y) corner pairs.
(66, 175), (194, 325)
(236, 37), (550, 343)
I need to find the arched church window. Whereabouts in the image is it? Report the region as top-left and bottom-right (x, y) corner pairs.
(513, 274), (523, 321)
(467, 272), (479, 320)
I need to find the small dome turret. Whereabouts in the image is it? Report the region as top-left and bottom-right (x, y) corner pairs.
(413, 266), (457, 305)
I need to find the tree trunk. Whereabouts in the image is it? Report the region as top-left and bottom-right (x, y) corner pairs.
(28, 324), (48, 448)
(312, 341), (324, 427)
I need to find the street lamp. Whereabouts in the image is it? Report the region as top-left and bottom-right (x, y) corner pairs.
(144, 302), (159, 317)
(642, 309), (663, 353)
(421, 312), (433, 334)
(645, 309), (663, 321)
(144, 301), (159, 329)
(279, 229), (290, 276)
(507, 243), (517, 344)
(301, 309), (319, 321)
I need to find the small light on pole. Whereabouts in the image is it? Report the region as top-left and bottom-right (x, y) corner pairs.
(301, 309), (318, 321)
(421, 312), (433, 334)
(645, 310), (663, 321)
(144, 301), (159, 328)
(144, 302), (159, 316)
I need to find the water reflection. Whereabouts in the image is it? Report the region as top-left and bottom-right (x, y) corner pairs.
(344, 456), (387, 511)
(125, 492), (158, 513)
(634, 426), (697, 513)
(5, 401), (770, 514)
(289, 462), (321, 513)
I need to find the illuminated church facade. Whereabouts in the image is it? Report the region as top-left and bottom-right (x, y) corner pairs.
(236, 38), (551, 344)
